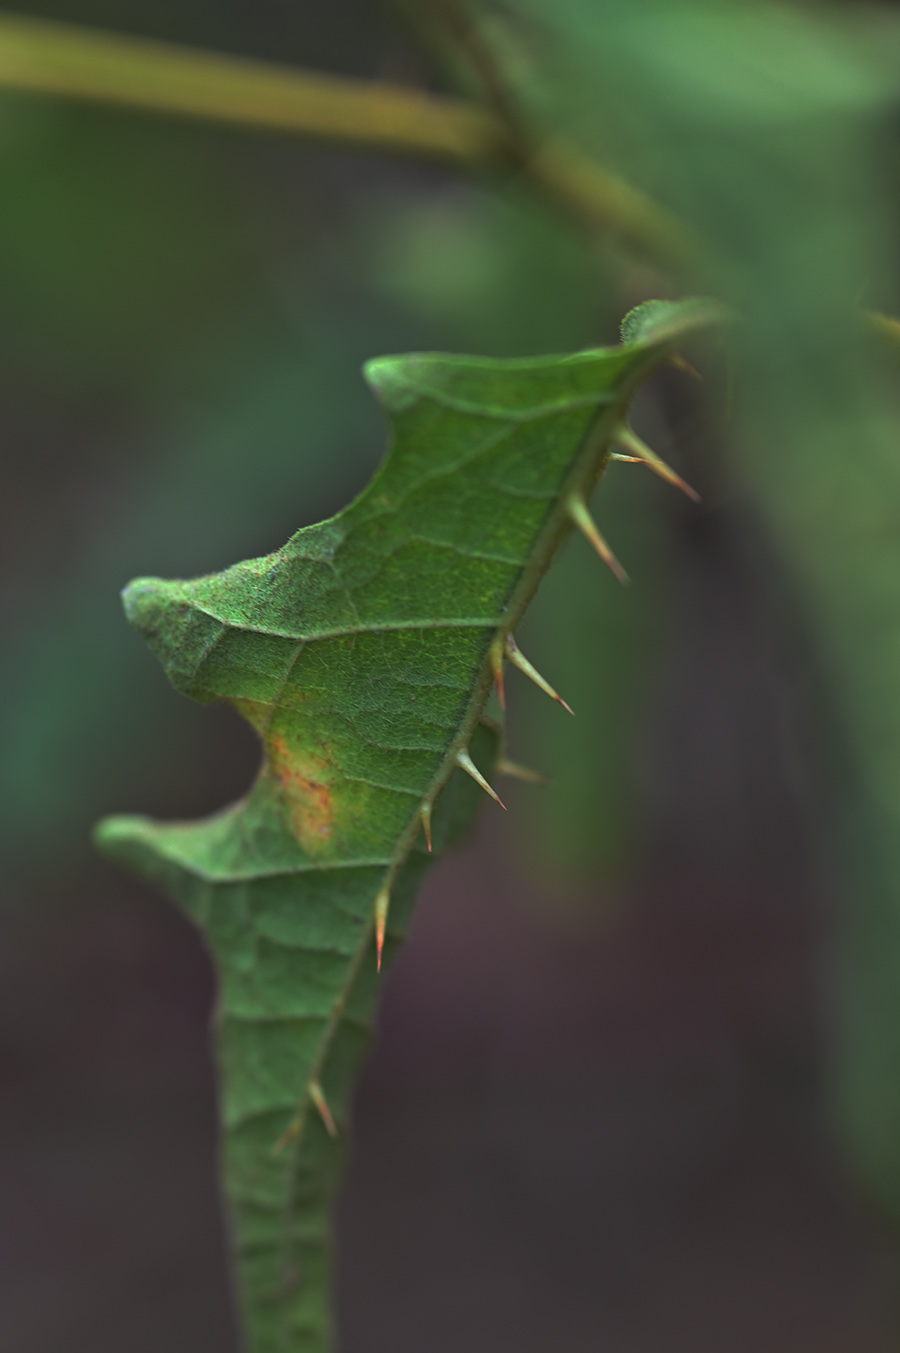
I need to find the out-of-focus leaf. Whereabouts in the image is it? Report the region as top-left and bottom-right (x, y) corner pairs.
(511, 0), (900, 1215)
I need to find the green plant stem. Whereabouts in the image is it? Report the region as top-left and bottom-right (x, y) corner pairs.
(0, 9), (501, 161)
(0, 8), (696, 273)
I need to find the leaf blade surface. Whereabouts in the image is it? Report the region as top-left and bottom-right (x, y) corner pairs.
(96, 299), (717, 1351)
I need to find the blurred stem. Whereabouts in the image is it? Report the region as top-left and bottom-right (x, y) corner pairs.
(414, 0), (535, 151)
(868, 311), (900, 350)
(386, 0), (698, 274)
(0, 8), (697, 275)
(0, 9), (500, 161)
(524, 139), (697, 277)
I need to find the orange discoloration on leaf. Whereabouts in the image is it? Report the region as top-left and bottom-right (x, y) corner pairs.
(267, 733), (337, 854)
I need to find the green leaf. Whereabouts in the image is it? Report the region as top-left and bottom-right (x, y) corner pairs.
(95, 298), (718, 1352)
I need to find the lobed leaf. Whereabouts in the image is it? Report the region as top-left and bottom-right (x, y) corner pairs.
(95, 297), (718, 1352)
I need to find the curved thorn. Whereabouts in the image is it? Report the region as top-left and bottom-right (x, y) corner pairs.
(374, 881), (390, 971)
(497, 757), (548, 786)
(670, 353), (703, 381)
(421, 802), (433, 853)
(309, 1080), (338, 1139)
(272, 1114), (302, 1155)
(489, 634), (506, 711)
(614, 425), (700, 503)
(566, 491), (629, 583)
(456, 748), (506, 809)
(504, 635), (574, 716)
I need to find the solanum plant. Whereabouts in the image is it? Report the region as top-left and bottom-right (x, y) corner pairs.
(5, 0), (900, 1348)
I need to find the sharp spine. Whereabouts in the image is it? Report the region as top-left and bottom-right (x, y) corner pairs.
(309, 1080), (338, 1139)
(421, 802), (433, 853)
(614, 425), (700, 503)
(374, 882), (390, 971)
(272, 1115), (301, 1155)
(670, 353), (703, 381)
(489, 634), (506, 711)
(456, 749), (506, 809)
(497, 757), (548, 785)
(566, 491), (629, 583)
(504, 635), (574, 716)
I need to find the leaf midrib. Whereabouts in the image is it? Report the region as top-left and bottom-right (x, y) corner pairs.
(271, 376), (646, 1334)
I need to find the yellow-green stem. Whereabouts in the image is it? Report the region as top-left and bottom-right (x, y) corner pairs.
(0, 8), (695, 273)
(0, 9), (502, 161)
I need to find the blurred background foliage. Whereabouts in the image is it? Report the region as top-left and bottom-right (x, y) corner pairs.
(6, 0), (900, 1346)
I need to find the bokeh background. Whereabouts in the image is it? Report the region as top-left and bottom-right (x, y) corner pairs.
(3, 0), (900, 1348)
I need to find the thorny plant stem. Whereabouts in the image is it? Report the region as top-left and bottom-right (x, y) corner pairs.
(0, 7), (698, 275)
